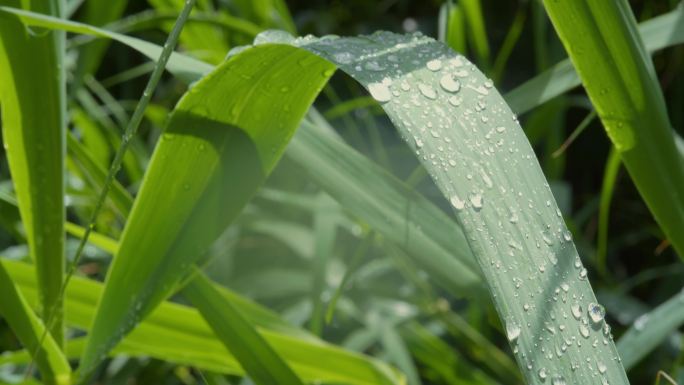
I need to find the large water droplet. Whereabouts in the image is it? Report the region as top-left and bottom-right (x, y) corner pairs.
(418, 83), (437, 99)
(450, 194), (465, 211)
(587, 302), (605, 324)
(426, 59), (442, 71)
(439, 74), (461, 93)
(368, 82), (392, 103)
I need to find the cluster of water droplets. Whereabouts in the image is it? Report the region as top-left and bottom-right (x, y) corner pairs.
(239, 30), (631, 385)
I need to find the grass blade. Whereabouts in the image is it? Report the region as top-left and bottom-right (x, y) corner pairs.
(78, 41), (335, 377)
(0, 263), (71, 385)
(542, 0), (684, 261)
(2, 259), (403, 385)
(183, 270), (307, 385)
(616, 289), (684, 370)
(0, 0), (66, 345)
(506, 4), (684, 115)
(284, 30), (629, 385)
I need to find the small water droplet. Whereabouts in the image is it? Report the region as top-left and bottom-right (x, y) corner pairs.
(426, 59), (442, 71)
(579, 323), (590, 338)
(506, 320), (521, 342)
(551, 375), (566, 385)
(563, 230), (573, 241)
(579, 268), (588, 280)
(597, 361), (607, 374)
(538, 368), (547, 380)
(469, 193), (483, 211)
(634, 314), (649, 331)
(571, 303), (582, 319)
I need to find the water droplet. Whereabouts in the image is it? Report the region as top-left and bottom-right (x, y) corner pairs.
(579, 323), (590, 338)
(496, 126), (506, 133)
(587, 302), (605, 324)
(450, 194), (465, 211)
(280, 86), (291, 93)
(506, 320), (521, 342)
(634, 314), (649, 331)
(448, 95), (462, 106)
(426, 59), (442, 71)
(560, 283), (569, 292)
(439, 74), (461, 93)
(469, 193), (483, 211)
(571, 303), (582, 319)
(597, 361), (607, 374)
(418, 83), (437, 99)
(368, 82), (392, 103)
(563, 230), (573, 241)
(551, 375), (566, 385)
(579, 268), (588, 280)
(333, 51), (354, 64)
(538, 368), (547, 380)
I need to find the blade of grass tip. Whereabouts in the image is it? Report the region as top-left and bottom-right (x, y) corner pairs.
(595, 147), (622, 277)
(0, 0), (67, 347)
(542, 0), (684, 262)
(183, 270), (307, 385)
(552, 110), (597, 158)
(29, 0), (196, 380)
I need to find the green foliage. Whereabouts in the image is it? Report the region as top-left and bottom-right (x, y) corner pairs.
(0, 2), (683, 385)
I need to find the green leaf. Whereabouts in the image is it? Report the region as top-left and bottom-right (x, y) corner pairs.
(283, 30), (629, 385)
(506, 3), (684, 115)
(0, 0), (66, 346)
(2, 258), (404, 385)
(67, 131), (134, 218)
(78, 43), (336, 377)
(183, 271), (306, 385)
(617, 289), (684, 370)
(0, 262), (71, 385)
(542, 0), (684, 261)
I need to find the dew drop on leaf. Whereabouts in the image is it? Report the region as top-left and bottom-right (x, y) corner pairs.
(506, 320), (521, 342)
(426, 59), (442, 71)
(450, 194), (465, 211)
(587, 302), (605, 324)
(418, 83), (437, 99)
(368, 82), (392, 103)
(439, 74), (461, 93)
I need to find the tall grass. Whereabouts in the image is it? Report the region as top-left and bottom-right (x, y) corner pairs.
(0, 1), (683, 385)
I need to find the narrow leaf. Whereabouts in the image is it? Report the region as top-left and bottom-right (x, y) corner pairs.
(183, 271), (306, 385)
